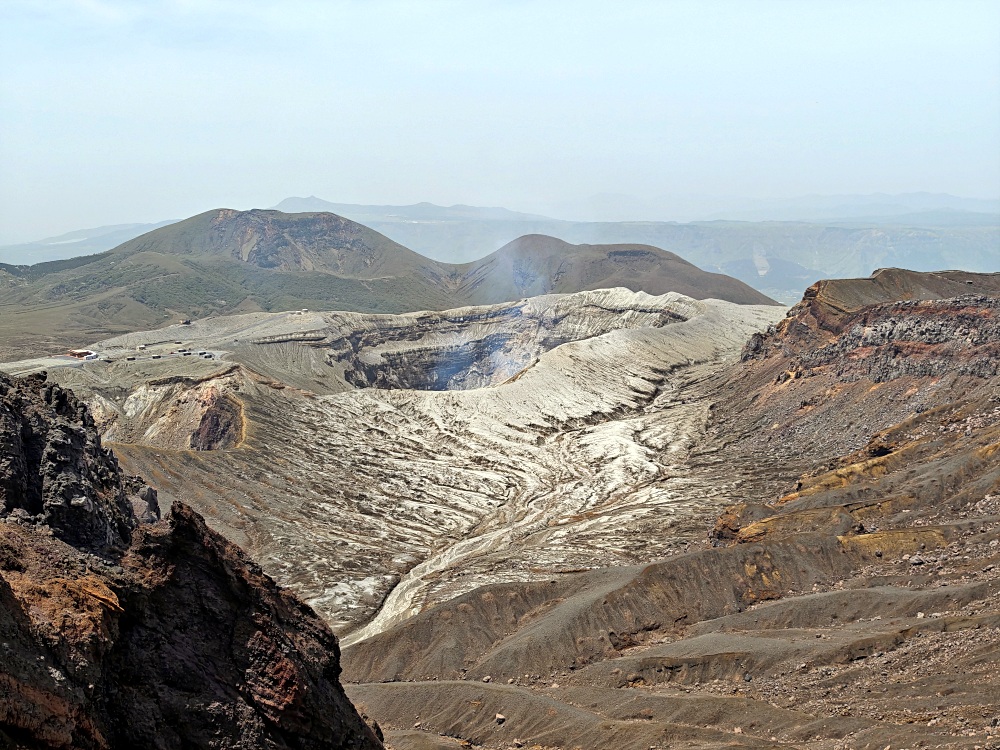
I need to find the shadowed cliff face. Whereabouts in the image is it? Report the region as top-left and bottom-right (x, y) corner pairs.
(0, 372), (381, 750)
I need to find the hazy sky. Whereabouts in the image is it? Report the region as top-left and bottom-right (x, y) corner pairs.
(1, 0), (999, 242)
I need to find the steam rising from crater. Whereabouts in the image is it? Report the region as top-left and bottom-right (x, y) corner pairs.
(327, 288), (689, 391)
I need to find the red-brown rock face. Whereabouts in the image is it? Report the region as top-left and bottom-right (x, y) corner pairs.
(711, 269), (1000, 541)
(723, 270), (1000, 495)
(0, 372), (381, 750)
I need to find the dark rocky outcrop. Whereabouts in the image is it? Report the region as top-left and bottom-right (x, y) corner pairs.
(189, 392), (243, 450)
(747, 293), (1000, 382)
(0, 372), (381, 750)
(743, 268), (1000, 361)
(0, 372), (142, 555)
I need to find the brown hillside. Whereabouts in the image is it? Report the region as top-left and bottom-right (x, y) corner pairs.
(455, 234), (776, 306)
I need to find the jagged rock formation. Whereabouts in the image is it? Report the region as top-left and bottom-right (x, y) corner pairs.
(0, 372), (382, 749)
(744, 267), (1000, 361)
(0, 373), (140, 554)
(727, 269), (1000, 497)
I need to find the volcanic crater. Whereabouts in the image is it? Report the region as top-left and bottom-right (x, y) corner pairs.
(5, 271), (1000, 749)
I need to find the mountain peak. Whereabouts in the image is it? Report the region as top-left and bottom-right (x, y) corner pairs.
(118, 207), (425, 275)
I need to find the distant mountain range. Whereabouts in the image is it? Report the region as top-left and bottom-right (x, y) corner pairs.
(272, 196), (998, 302)
(2, 194), (996, 304)
(271, 196), (551, 222)
(701, 191), (1000, 222)
(0, 208), (772, 360)
(535, 191), (1000, 223)
(0, 221), (177, 265)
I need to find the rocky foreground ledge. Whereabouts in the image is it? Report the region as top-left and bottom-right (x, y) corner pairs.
(0, 372), (381, 749)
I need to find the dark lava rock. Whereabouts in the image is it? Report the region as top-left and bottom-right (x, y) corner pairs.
(189, 392), (243, 450)
(0, 372), (381, 750)
(0, 372), (139, 554)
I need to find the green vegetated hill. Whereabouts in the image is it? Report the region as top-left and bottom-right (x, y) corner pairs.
(7, 198), (996, 305)
(0, 208), (774, 360)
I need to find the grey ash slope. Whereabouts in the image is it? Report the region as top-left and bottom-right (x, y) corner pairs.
(0, 208), (773, 360)
(18, 289), (783, 635)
